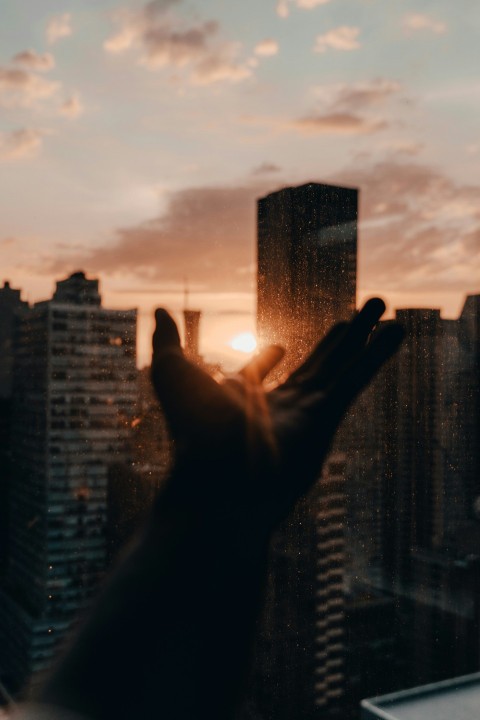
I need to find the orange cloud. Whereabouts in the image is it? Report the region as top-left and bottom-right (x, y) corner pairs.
(289, 79), (403, 135)
(324, 79), (402, 111)
(314, 26), (361, 53)
(333, 160), (480, 293)
(291, 113), (387, 134)
(403, 13), (447, 35)
(0, 66), (58, 107)
(12, 50), (55, 72)
(0, 128), (43, 161)
(46, 13), (72, 45)
(254, 39), (279, 57)
(297, 0), (330, 7)
(44, 182), (276, 290)
(277, 0), (330, 16)
(104, 1), (251, 85)
(252, 162), (282, 175)
(60, 93), (84, 118)
(39, 160), (480, 305)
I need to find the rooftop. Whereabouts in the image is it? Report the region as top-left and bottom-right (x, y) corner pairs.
(361, 673), (480, 720)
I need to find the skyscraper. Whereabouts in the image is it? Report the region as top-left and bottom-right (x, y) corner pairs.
(257, 182), (357, 365)
(252, 182), (357, 719)
(0, 281), (29, 580)
(0, 281), (28, 398)
(0, 272), (137, 694)
(356, 297), (480, 690)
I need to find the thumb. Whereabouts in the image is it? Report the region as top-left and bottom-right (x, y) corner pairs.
(151, 309), (232, 438)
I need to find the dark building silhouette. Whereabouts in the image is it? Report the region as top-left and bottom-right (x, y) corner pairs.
(0, 282), (29, 584)
(257, 182), (357, 367)
(251, 182), (358, 720)
(0, 281), (29, 398)
(0, 272), (137, 695)
(343, 296), (480, 699)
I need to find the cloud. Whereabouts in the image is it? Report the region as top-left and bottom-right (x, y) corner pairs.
(41, 158), (480, 302)
(289, 79), (402, 135)
(59, 93), (84, 118)
(104, 1), (251, 85)
(314, 26), (361, 53)
(254, 39), (279, 57)
(0, 66), (59, 107)
(292, 113), (387, 134)
(403, 13), (447, 35)
(46, 183), (276, 290)
(46, 14), (73, 44)
(276, 0), (289, 17)
(386, 140), (424, 157)
(0, 128), (43, 161)
(12, 50), (55, 72)
(252, 162), (282, 175)
(297, 0), (330, 6)
(0, 236), (17, 247)
(333, 160), (480, 293)
(277, 0), (330, 16)
(325, 79), (402, 111)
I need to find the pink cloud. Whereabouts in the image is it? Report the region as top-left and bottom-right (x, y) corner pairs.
(39, 159), (480, 304)
(314, 26), (361, 53)
(12, 50), (55, 72)
(0, 128), (43, 161)
(291, 113), (387, 134)
(60, 93), (84, 118)
(403, 13), (447, 35)
(0, 66), (58, 107)
(46, 13), (72, 45)
(104, 1), (251, 85)
(254, 39), (279, 57)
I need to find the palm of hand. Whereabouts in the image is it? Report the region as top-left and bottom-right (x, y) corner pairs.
(151, 299), (403, 530)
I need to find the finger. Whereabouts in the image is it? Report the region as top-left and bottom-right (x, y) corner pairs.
(306, 297), (387, 390)
(152, 308), (182, 359)
(280, 322), (348, 388)
(151, 309), (231, 438)
(330, 323), (404, 419)
(239, 345), (285, 384)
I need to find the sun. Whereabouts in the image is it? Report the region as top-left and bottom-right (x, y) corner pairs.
(229, 332), (258, 354)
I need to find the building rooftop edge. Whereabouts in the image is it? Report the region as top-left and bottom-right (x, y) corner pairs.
(258, 181), (359, 202)
(361, 671), (480, 713)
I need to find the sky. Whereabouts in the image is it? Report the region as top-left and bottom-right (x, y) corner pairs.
(1, 0), (479, 367)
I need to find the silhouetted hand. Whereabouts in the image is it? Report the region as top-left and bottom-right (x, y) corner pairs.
(37, 300), (402, 720)
(151, 298), (403, 533)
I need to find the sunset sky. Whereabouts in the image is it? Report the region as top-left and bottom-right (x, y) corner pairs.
(1, 0), (479, 367)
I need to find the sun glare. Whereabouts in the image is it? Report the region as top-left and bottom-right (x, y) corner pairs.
(229, 332), (257, 354)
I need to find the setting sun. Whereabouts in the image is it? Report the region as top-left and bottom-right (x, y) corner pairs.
(229, 332), (257, 354)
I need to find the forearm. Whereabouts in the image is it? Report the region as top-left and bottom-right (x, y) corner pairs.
(37, 467), (269, 720)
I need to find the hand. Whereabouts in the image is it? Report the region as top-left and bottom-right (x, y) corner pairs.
(151, 299), (403, 531)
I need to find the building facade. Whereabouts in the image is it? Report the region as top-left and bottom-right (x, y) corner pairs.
(0, 272), (137, 694)
(257, 182), (357, 367)
(252, 182), (357, 719)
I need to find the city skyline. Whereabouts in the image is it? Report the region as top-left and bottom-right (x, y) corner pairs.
(1, 0), (479, 367)
(1, 177), (478, 715)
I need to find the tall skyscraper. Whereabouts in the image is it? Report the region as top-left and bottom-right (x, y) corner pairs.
(251, 182), (357, 720)
(351, 297), (480, 692)
(0, 272), (137, 694)
(257, 182), (357, 366)
(0, 281), (28, 398)
(0, 282), (28, 582)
